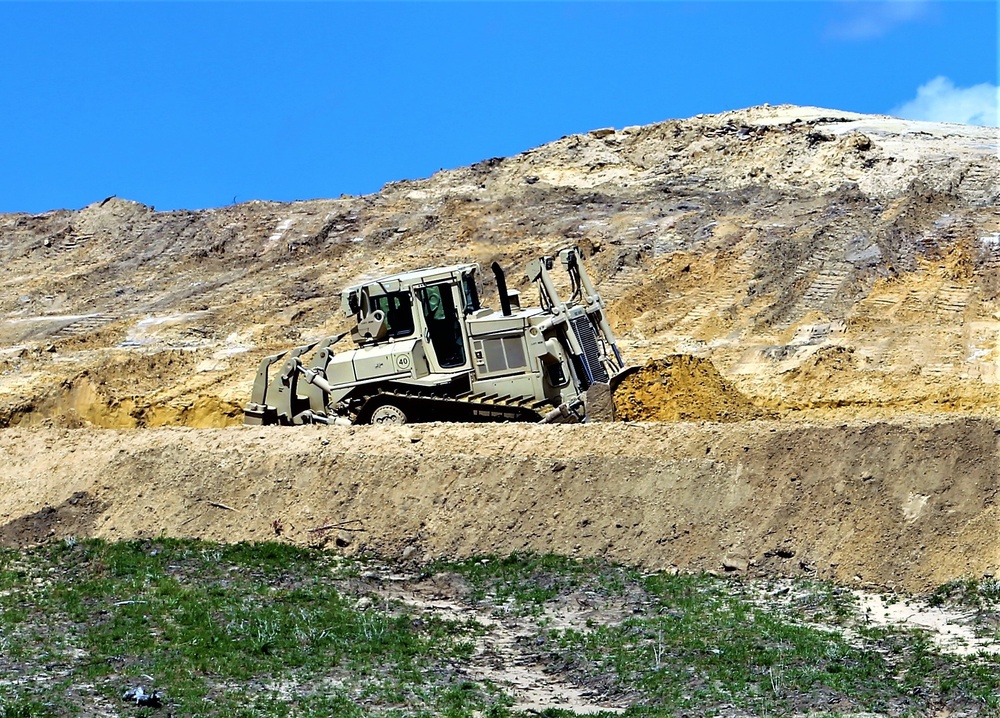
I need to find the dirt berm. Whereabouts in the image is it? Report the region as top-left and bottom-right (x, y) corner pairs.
(2, 418), (997, 593)
(613, 356), (769, 422)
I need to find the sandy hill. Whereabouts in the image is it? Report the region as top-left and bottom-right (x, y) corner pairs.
(2, 104), (997, 428)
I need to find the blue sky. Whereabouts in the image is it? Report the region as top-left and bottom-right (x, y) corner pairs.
(0, 1), (996, 214)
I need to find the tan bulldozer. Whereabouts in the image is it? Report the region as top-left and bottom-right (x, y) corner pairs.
(244, 246), (633, 426)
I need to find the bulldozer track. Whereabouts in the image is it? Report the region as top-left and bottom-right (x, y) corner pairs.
(979, 234), (1000, 271)
(358, 388), (552, 425)
(58, 233), (94, 252)
(791, 247), (834, 280)
(899, 288), (935, 314)
(676, 295), (730, 329)
(860, 294), (901, 310)
(799, 267), (850, 308)
(653, 231), (683, 257)
(958, 160), (999, 205)
(772, 251), (852, 328)
(50, 313), (117, 339)
(596, 266), (643, 302)
(934, 285), (971, 315)
(921, 362), (956, 377)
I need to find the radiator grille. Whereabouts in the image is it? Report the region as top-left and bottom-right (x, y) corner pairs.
(570, 315), (609, 383)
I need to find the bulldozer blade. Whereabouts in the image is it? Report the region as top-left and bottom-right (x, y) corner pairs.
(609, 365), (642, 393)
(586, 365), (643, 423)
(584, 382), (614, 422)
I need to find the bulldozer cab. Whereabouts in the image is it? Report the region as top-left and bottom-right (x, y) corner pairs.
(368, 292), (415, 339)
(341, 263), (481, 372)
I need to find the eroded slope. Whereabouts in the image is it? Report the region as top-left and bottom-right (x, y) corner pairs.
(1, 105), (997, 425)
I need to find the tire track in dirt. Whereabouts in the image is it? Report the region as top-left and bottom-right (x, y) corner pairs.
(377, 577), (628, 715)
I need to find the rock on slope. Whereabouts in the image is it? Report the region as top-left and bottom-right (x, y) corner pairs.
(0, 104), (997, 426)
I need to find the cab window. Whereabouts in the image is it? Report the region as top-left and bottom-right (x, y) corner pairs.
(373, 292), (414, 338)
(462, 273), (481, 314)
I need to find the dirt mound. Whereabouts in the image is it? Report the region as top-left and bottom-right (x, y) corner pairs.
(0, 490), (106, 547)
(0, 374), (242, 429)
(613, 355), (766, 422)
(1, 419), (997, 593)
(0, 349), (246, 429)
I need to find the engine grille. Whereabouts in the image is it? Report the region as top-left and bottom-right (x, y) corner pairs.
(570, 315), (609, 383)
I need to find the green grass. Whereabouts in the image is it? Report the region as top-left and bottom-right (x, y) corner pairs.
(431, 552), (642, 611)
(0, 539), (490, 717)
(550, 589), (889, 713)
(929, 576), (1000, 610)
(1, 542), (998, 717)
(442, 555), (1000, 717)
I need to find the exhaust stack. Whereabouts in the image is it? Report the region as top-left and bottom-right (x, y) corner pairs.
(491, 261), (513, 316)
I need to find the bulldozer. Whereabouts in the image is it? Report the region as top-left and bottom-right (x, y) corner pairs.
(244, 246), (630, 426)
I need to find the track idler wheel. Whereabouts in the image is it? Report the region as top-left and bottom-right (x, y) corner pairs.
(368, 402), (408, 425)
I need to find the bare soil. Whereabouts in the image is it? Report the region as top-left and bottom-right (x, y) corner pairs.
(1, 417), (997, 594)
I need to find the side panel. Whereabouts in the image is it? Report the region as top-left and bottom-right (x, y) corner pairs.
(354, 339), (420, 381)
(325, 339), (427, 387)
(325, 352), (357, 387)
(471, 335), (530, 376)
(471, 373), (544, 401)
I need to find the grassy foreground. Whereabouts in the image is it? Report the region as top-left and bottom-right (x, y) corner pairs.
(0, 539), (997, 717)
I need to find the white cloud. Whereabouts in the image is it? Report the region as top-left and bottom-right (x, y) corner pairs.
(892, 76), (999, 127)
(828, 0), (931, 40)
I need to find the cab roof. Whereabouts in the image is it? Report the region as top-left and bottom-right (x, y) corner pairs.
(340, 263), (479, 315)
(342, 263), (479, 296)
